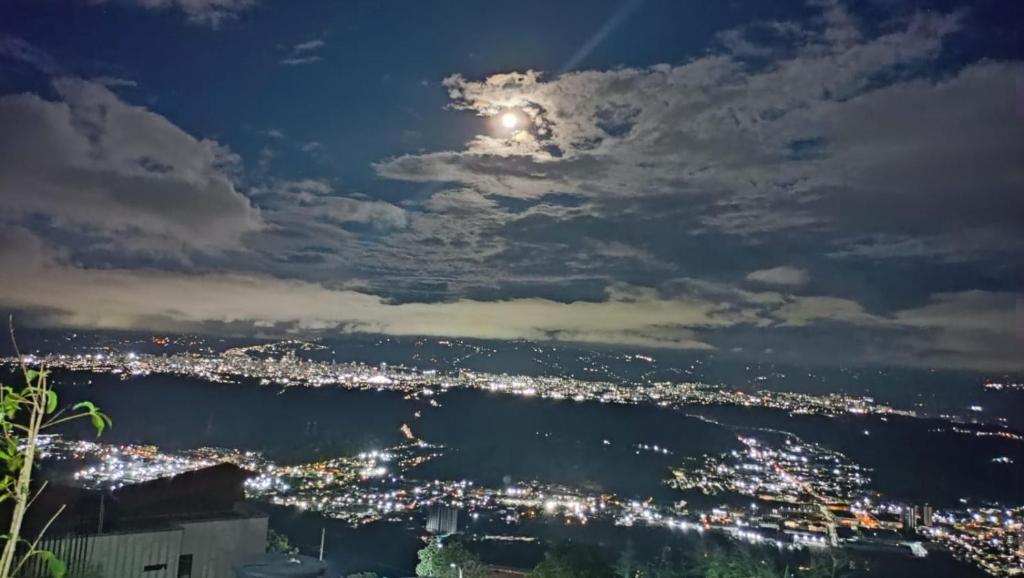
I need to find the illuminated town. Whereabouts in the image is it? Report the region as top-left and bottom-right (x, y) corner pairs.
(6, 340), (1022, 576)
(37, 420), (1024, 577)
(4, 340), (918, 420)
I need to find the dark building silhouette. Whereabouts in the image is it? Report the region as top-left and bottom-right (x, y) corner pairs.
(5, 464), (267, 578)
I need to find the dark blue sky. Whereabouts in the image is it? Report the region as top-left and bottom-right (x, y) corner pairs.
(0, 0), (1021, 372)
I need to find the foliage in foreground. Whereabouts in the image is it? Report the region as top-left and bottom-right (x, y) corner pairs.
(530, 543), (615, 578)
(639, 546), (851, 578)
(0, 348), (110, 578)
(267, 528), (298, 555)
(526, 542), (851, 578)
(415, 539), (488, 578)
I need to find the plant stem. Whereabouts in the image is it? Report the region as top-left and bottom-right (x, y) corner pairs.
(0, 373), (46, 578)
(12, 504), (66, 578)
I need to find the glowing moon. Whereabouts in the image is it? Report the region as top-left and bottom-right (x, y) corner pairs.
(501, 112), (519, 129)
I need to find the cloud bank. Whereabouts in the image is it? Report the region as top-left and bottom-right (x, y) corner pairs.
(0, 78), (262, 255)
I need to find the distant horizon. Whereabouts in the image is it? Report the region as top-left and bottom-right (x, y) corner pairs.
(3, 324), (1019, 375)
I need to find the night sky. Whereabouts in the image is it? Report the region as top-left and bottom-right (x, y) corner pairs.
(1, 0), (1021, 372)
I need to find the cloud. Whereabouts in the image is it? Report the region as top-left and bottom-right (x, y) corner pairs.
(0, 78), (262, 255)
(3, 227), (1019, 369)
(716, 20), (807, 58)
(379, 7), (964, 200)
(771, 295), (880, 327)
(116, 0), (256, 27)
(291, 39), (326, 53)
(662, 278), (879, 328)
(895, 291), (1017, 334)
(280, 38), (326, 66)
(280, 56), (321, 66)
(374, 3), (1022, 257)
(886, 291), (1022, 371)
(92, 76), (138, 88)
(321, 199), (408, 230)
(746, 266), (810, 287)
(829, 230), (1024, 262)
(0, 36), (59, 73)
(583, 240), (670, 270)
(256, 179), (409, 231)
(808, 62), (1024, 236)
(0, 230), (740, 350)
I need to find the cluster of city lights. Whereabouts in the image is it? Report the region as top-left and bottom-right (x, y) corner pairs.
(7, 346), (919, 421)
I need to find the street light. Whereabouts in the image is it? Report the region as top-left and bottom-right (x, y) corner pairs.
(450, 563), (463, 578)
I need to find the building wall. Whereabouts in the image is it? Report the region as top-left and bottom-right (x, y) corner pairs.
(40, 516), (267, 578)
(178, 516), (268, 578)
(75, 528), (182, 578)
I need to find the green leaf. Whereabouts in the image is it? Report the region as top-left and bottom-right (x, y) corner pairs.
(49, 557), (67, 578)
(70, 402), (110, 435)
(24, 369), (39, 384)
(39, 551), (67, 578)
(90, 413), (106, 436)
(73, 401), (97, 413)
(46, 390), (58, 414)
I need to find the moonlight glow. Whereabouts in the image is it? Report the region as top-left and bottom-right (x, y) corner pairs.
(501, 112), (519, 129)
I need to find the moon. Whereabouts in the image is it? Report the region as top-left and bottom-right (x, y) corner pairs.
(501, 112), (519, 129)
